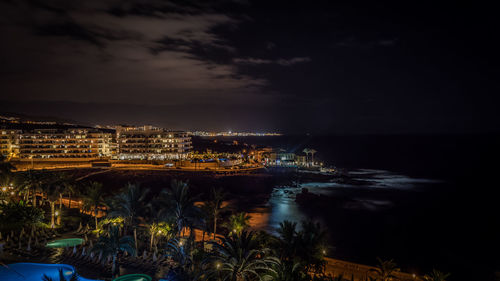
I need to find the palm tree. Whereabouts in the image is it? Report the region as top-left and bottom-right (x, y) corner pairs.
(204, 187), (227, 240)
(34, 172), (67, 228)
(202, 231), (278, 281)
(0, 200), (44, 231)
(423, 269), (451, 281)
(51, 172), (71, 225)
(63, 181), (78, 209)
(81, 182), (106, 231)
(275, 220), (298, 260)
(108, 183), (149, 254)
(38, 180), (52, 208)
(166, 237), (193, 272)
(309, 149), (317, 165)
(91, 226), (135, 277)
(159, 180), (201, 238)
(295, 221), (327, 274)
(46, 183), (62, 228)
(52, 173), (71, 211)
(270, 261), (302, 281)
(17, 170), (45, 207)
(302, 148), (311, 165)
(148, 221), (173, 251)
(42, 268), (79, 281)
(226, 212), (250, 236)
(369, 258), (401, 281)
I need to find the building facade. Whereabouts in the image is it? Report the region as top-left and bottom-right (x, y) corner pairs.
(116, 126), (192, 160)
(17, 128), (113, 159)
(1, 128), (112, 159)
(1, 126), (192, 161)
(261, 148), (310, 167)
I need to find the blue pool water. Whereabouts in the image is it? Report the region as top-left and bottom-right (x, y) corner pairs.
(0, 263), (102, 281)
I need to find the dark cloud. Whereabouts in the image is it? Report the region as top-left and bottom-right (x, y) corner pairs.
(0, 0), (269, 105)
(36, 20), (102, 46)
(0, 0), (498, 134)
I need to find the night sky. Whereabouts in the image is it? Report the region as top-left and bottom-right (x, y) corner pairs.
(1, 1), (498, 134)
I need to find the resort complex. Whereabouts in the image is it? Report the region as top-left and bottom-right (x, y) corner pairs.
(0, 118), (451, 281)
(0, 125), (192, 162)
(1, 120), (326, 173)
(0, 118), (449, 281)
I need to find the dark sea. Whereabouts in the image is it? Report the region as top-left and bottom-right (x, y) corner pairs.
(198, 134), (500, 281)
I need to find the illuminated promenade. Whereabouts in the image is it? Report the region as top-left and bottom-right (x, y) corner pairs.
(11, 162), (265, 173)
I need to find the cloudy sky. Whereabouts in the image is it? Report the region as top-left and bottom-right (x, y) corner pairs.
(0, 0), (498, 134)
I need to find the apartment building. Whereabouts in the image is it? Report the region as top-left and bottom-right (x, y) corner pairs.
(13, 128), (112, 159)
(116, 125), (192, 160)
(1, 125), (192, 161)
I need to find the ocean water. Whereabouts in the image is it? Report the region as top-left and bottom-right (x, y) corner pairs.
(263, 169), (441, 233)
(206, 134), (500, 281)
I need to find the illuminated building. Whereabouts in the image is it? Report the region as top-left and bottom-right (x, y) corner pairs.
(261, 149), (311, 167)
(116, 125), (192, 160)
(188, 131), (282, 137)
(15, 128), (112, 159)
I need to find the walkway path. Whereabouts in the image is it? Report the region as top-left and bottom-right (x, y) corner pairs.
(324, 257), (420, 281)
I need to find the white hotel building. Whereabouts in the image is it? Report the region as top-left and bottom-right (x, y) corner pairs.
(15, 128), (112, 159)
(116, 125), (192, 160)
(1, 125), (192, 161)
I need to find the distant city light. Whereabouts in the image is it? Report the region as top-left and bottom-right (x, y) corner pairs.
(188, 131), (282, 137)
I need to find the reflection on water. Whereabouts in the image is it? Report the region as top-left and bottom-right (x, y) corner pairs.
(264, 187), (316, 233)
(249, 169), (439, 234)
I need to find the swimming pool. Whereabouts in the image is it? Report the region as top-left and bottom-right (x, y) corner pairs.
(45, 238), (84, 248)
(0, 263), (101, 281)
(113, 273), (152, 281)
